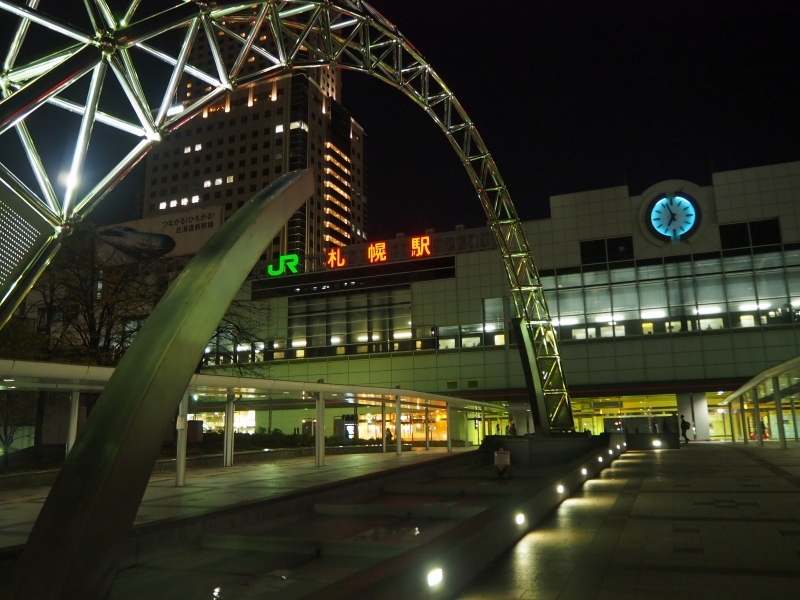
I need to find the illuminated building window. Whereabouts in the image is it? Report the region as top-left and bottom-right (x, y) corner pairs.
(184, 146), (191, 153)
(180, 197), (188, 206)
(324, 154), (351, 175)
(159, 202), (167, 210)
(325, 142), (351, 163)
(324, 194), (351, 213)
(290, 121), (309, 132)
(194, 144), (202, 151)
(203, 180), (211, 188)
(324, 207), (350, 226)
(191, 195), (199, 203)
(275, 124), (284, 133)
(411, 235), (432, 258)
(226, 175), (234, 183)
(169, 200), (177, 207)
(324, 181), (350, 200)
(324, 221), (351, 239)
(214, 178), (222, 186)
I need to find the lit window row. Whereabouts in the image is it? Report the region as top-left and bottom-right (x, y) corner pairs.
(183, 144), (203, 153)
(324, 168), (350, 188)
(324, 180), (350, 200)
(324, 234), (345, 247)
(158, 195), (200, 210)
(290, 121), (309, 132)
(324, 221), (351, 238)
(323, 194), (351, 213)
(324, 154), (351, 175)
(324, 207), (350, 226)
(325, 143), (351, 163)
(202, 176), (234, 188)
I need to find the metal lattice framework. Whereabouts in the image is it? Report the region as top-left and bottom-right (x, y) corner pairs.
(0, 0), (573, 431)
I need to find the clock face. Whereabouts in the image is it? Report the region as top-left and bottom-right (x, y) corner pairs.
(648, 194), (700, 240)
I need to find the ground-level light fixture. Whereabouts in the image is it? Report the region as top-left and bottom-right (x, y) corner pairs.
(598, 457), (603, 462)
(616, 444), (620, 449)
(652, 440), (662, 447)
(581, 468), (588, 475)
(557, 484), (564, 494)
(608, 449), (613, 455)
(515, 513), (525, 525)
(428, 568), (443, 587)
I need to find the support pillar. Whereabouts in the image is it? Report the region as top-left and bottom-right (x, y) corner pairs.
(752, 389), (763, 447)
(66, 391), (80, 456)
(772, 376), (787, 450)
(481, 407), (485, 443)
(381, 401), (386, 453)
(791, 396), (799, 442)
(446, 403), (452, 453)
(176, 390), (189, 487)
(425, 404), (430, 451)
(353, 401), (359, 440)
(395, 394), (401, 456)
(739, 396), (749, 445)
(728, 403), (735, 443)
(223, 389), (235, 467)
(315, 389), (325, 467)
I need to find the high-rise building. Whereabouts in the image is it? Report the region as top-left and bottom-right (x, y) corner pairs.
(142, 22), (367, 267)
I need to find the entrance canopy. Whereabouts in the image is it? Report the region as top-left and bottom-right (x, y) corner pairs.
(0, 358), (508, 415)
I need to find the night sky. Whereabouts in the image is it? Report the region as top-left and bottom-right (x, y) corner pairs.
(343, 0), (800, 238)
(3, 1), (800, 237)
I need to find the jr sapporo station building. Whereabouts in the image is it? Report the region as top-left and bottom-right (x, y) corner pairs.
(197, 160), (800, 444)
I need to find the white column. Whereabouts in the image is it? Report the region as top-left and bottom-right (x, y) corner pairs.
(772, 376), (787, 449)
(728, 404), (735, 443)
(315, 390), (325, 467)
(425, 404), (430, 451)
(446, 402), (452, 453)
(739, 396), (749, 445)
(176, 389), (189, 487)
(66, 391), (80, 456)
(481, 407), (485, 444)
(395, 394), (401, 455)
(790, 395), (799, 442)
(752, 389), (763, 447)
(381, 401), (386, 453)
(223, 388), (235, 467)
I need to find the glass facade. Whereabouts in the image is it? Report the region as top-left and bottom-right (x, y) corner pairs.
(543, 247), (800, 341)
(262, 287), (505, 361)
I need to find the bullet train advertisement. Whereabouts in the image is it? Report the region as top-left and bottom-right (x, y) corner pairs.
(100, 206), (221, 260)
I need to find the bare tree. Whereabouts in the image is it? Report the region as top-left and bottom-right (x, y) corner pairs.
(26, 222), (170, 366)
(0, 391), (36, 467)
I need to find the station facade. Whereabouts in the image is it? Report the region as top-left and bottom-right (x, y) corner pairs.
(199, 160), (800, 442)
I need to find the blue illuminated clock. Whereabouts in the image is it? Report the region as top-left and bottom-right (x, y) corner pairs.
(647, 194), (701, 240)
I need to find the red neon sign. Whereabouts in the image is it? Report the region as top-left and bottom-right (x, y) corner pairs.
(367, 242), (388, 263)
(410, 235), (431, 258)
(326, 247), (346, 268)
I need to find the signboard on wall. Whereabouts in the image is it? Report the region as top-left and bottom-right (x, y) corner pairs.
(99, 206), (222, 259)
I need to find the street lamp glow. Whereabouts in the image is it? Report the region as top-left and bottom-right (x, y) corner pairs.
(608, 449), (613, 455)
(652, 439), (662, 447)
(598, 456), (603, 462)
(427, 568), (443, 587)
(557, 484), (564, 494)
(616, 444), (620, 449)
(581, 468), (587, 475)
(515, 513), (525, 525)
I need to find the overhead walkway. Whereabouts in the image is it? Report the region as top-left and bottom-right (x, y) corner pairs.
(721, 354), (800, 448)
(0, 358), (508, 483)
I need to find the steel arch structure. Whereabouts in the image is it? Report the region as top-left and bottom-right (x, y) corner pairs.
(0, 0), (574, 432)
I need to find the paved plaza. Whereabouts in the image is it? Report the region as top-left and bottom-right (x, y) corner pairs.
(0, 448), (464, 550)
(459, 441), (800, 599)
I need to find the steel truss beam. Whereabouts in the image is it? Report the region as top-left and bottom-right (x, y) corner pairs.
(0, 0), (574, 432)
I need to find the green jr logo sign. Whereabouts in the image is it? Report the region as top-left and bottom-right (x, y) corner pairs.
(267, 253), (300, 276)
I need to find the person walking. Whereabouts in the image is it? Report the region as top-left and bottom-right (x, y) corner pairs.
(680, 415), (691, 444)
